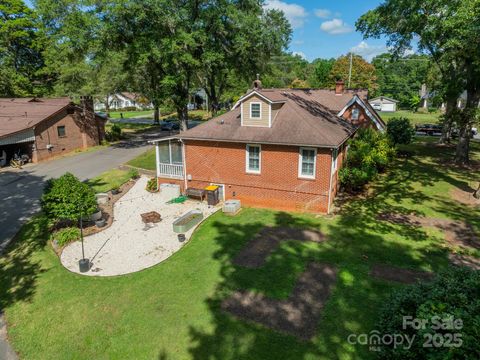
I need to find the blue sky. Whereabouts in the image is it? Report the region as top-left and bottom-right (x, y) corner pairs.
(264, 0), (389, 62)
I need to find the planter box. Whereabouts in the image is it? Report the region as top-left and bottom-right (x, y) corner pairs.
(172, 210), (203, 233)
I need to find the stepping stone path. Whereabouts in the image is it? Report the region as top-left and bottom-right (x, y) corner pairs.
(377, 213), (480, 250)
(233, 226), (327, 268)
(222, 263), (337, 340)
(370, 264), (434, 284)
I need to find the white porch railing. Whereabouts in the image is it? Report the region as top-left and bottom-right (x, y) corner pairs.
(157, 163), (184, 179)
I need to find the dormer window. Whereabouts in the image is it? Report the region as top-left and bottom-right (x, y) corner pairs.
(250, 103), (261, 118)
(352, 108), (360, 120)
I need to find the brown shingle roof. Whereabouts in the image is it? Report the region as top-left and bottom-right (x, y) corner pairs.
(0, 97), (72, 139)
(179, 89), (359, 148)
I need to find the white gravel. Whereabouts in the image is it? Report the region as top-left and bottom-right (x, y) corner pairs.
(61, 176), (219, 276)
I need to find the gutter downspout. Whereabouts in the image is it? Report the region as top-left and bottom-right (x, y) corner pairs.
(180, 139), (188, 192)
(327, 148), (335, 214)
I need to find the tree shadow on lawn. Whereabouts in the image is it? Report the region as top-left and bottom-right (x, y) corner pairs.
(0, 215), (49, 312)
(185, 142), (475, 359)
(186, 207), (450, 360)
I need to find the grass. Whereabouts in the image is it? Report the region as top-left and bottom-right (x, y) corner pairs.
(86, 168), (136, 193)
(380, 109), (441, 125)
(127, 148), (156, 171)
(108, 110), (154, 119)
(1, 138), (479, 359)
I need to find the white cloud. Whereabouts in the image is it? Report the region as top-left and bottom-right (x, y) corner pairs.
(350, 41), (388, 61)
(314, 8), (331, 19)
(292, 51), (307, 59)
(292, 39), (304, 45)
(320, 18), (353, 35)
(264, 0), (308, 29)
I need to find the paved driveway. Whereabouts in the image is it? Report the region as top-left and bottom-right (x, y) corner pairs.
(0, 138), (153, 253)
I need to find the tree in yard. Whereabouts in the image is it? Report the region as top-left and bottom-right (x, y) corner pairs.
(329, 53), (377, 91)
(357, 0), (480, 165)
(372, 53), (431, 108)
(386, 117), (415, 146)
(309, 58), (335, 88)
(41, 173), (97, 221)
(0, 0), (48, 97)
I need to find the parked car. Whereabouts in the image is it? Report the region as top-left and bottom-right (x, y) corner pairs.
(415, 124), (443, 136)
(161, 121), (180, 131)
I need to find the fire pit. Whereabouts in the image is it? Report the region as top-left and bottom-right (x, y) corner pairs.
(141, 211), (162, 224)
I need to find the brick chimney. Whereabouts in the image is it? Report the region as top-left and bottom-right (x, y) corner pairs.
(335, 80), (345, 95)
(80, 95), (94, 113)
(252, 74), (262, 90)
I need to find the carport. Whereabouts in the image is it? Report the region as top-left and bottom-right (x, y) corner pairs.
(0, 129), (35, 167)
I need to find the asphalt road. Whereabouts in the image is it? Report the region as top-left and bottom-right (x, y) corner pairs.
(0, 138), (151, 253)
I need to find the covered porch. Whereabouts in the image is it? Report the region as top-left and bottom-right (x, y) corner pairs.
(152, 138), (185, 179)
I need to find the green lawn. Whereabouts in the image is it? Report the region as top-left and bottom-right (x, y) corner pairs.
(1, 139), (479, 359)
(108, 110), (154, 119)
(86, 168), (137, 193)
(379, 109), (441, 125)
(127, 148), (156, 171)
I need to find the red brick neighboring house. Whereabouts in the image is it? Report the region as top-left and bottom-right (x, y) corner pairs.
(152, 81), (384, 213)
(0, 96), (106, 164)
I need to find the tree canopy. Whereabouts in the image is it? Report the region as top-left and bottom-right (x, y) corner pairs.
(329, 54), (377, 91)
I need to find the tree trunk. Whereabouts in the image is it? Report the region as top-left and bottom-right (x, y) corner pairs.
(153, 105), (160, 124)
(105, 94), (110, 115)
(439, 97), (457, 144)
(474, 183), (480, 199)
(177, 106), (188, 131)
(455, 123), (470, 165)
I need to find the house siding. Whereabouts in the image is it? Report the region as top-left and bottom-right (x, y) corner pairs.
(341, 104), (376, 129)
(178, 140), (334, 213)
(241, 94), (270, 127)
(32, 110), (104, 162)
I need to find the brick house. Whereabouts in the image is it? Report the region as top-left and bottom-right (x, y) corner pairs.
(0, 96), (106, 164)
(152, 81), (384, 213)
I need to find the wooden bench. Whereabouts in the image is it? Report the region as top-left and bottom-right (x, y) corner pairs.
(186, 187), (205, 201)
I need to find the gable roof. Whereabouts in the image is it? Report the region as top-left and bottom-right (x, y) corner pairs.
(369, 96), (399, 103)
(338, 95), (386, 131)
(0, 98), (72, 139)
(177, 89), (359, 148)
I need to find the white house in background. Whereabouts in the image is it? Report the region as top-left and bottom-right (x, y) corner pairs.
(369, 96), (398, 112)
(94, 92), (153, 111)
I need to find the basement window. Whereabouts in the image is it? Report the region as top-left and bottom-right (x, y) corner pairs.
(57, 126), (66, 137)
(299, 147), (316, 179)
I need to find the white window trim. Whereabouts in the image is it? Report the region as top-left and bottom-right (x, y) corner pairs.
(250, 102), (262, 119)
(332, 148), (338, 171)
(246, 144), (261, 174)
(298, 147), (317, 179)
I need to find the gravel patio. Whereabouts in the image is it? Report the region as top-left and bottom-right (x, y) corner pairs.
(61, 176), (219, 276)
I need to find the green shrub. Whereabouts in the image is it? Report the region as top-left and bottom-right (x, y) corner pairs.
(374, 267), (480, 359)
(105, 124), (123, 141)
(128, 168), (139, 179)
(42, 173), (97, 221)
(146, 177), (158, 192)
(387, 117), (415, 145)
(340, 128), (395, 191)
(51, 227), (80, 246)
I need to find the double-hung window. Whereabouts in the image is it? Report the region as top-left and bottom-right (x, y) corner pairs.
(250, 103), (261, 118)
(299, 147), (316, 179)
(246, 144), (261, 173)
(351, 108), (360, 120)
(332, 148), (338, 171)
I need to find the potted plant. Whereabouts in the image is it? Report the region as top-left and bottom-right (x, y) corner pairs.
(111, 187), (120, 195)
(146, 177), (159, 193)
(95, 218), (106, 228)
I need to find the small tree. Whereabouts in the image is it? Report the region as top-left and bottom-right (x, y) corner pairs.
(375, 267), (480, 359)
(42, 173), (97, 221)
(387, 117), (415, 145)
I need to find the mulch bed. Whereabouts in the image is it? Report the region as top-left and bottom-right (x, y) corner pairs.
(141, 211), (162, 224)
(377, 212), (480, 249)
(233, 226), (327, 268)
(221, 263), (337, 340)
(448, 253), (480, 270)
(370, 264), (434, 284)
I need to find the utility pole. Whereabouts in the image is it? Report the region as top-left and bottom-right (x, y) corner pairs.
(348, 52), (353, 88)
